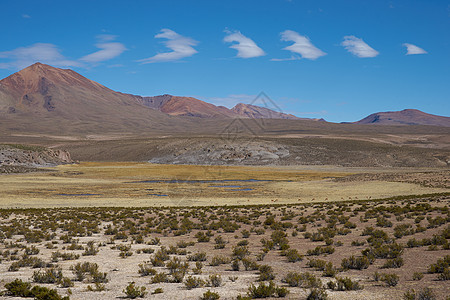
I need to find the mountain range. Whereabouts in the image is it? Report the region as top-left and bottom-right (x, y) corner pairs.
(0, 63), (448, 135)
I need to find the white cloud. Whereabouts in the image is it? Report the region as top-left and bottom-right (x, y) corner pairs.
(278, 30), (326, 60)
(341, 36), (379, 58)
(138, 29), (198, 63)
(80, 35), (126, 63)
(22, 14), (31, 19)
(0, 43), (81, 70)
(270, 55), (300, 62)
(403, 43), (427, 55)
(223, 31), (265, 58)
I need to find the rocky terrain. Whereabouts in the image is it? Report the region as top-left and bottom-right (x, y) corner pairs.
(0, 144), (72, 173)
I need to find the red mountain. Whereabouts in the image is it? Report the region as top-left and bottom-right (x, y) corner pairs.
(0, 63), (176, 134)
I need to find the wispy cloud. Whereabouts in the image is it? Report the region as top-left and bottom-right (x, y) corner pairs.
(223, 30), (265, 58)
(138, 29), (198, 63)
(403, 43), (427, 55)
(276, 30), (326, 60)
(80, 35), (127, 63)
(270, 55), (300, 62)
(22, 14), (31, 19)
(0, 43), (81, 70)
(341, 36), (379, 58)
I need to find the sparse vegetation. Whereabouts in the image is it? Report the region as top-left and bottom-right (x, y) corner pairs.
(0, 194), (448, 299)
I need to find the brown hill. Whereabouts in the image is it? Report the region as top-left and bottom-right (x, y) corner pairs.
(135, 94), (237, 118)
(355, 109), (450, 127)
(231, 103), (317, 120)
(0, 63), (189, 134)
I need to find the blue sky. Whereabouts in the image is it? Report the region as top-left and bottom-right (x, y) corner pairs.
(0, 0), (449, 122)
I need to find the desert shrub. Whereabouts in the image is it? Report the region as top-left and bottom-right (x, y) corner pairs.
(152, 288), (163, 294)
(138, 263), (157, 276)
(437, 268), (450, 280)
(141, 247), (154, 254)
(351, 240), (365, 246)
(307, 288), (328, 300)
(86, 282), (105, 292)
(166, 257), (189, 274)
(333, 277), (363, 291)
(188, 251), (207, 262)
(254, 228), (265, 235)
(177, 240), (194, 248)
(171, 270), (186, 283)
(51, 251), (80, 262)
(307, 246), (334, 256)
(362, 243), (403, 259)
(24, 246), (40, 255)
(82, 241), (99, 256)
(381, 257), (404, 269)
(256, 252), (266, 261)
(242, 257), (259, 271)
(150, 237), (160, 245)
(70, 262), (108, 283)
(214, 236), (226, 249)
(184, 276), (205, 289)
(195, 231), (210, 242)
(307, 259), (327, 270)
(276, 286), (289, 297)
(381, 273), (399, 287)
(4, 279), (68, 300)
(8, 256), (48, 271)
(394, 224), (414, 238)
(66, 241), (83, 250)
(285, 249), (303, 262)
(231, 259), (240, 271)
(232, 245), (250, 260)
(322, 262), (338, 277)
(193, 261), (203, 274)
(210, 255), (231, 266)
(31, 285), (69, 300)
(403, 288), (436, 300)
(376, 217), (393, 228)
(271, 230), (289, 248)
(32, 267), (63, 284)
(208, 274), (222, 287)
(246, 281), (288, 298)
(258, 264), (275, 281)
(4, 279), (32, 297)
(282, 272), (322, 288)
(151, 272), (169, 283)
(123, 282), (147, 298)
(59, 277), (74, 288)
(237, 240), (249, 246)
(412, 272), (424, 280)
(201, 290), (220, 300)
(428, 255), (450, 273)
(407, 238), (422, 248)
(242, 229), (251, 238)
(341, 255), (370, 270)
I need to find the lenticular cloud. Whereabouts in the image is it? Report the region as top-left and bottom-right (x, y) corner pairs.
(279, 30), (326, 60)
(341, 35), (379, 58)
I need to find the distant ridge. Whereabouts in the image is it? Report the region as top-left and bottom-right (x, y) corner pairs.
(0, 63), (318, 125)
(133, 95), (313, 120)
(0, 63), (449, 136)
(354, 109), (450, 127)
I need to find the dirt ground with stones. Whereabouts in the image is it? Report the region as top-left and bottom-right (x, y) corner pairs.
(0, 195), (449, 299)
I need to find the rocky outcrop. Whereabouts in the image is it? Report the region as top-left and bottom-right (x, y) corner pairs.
(0, 144), (72, 169)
